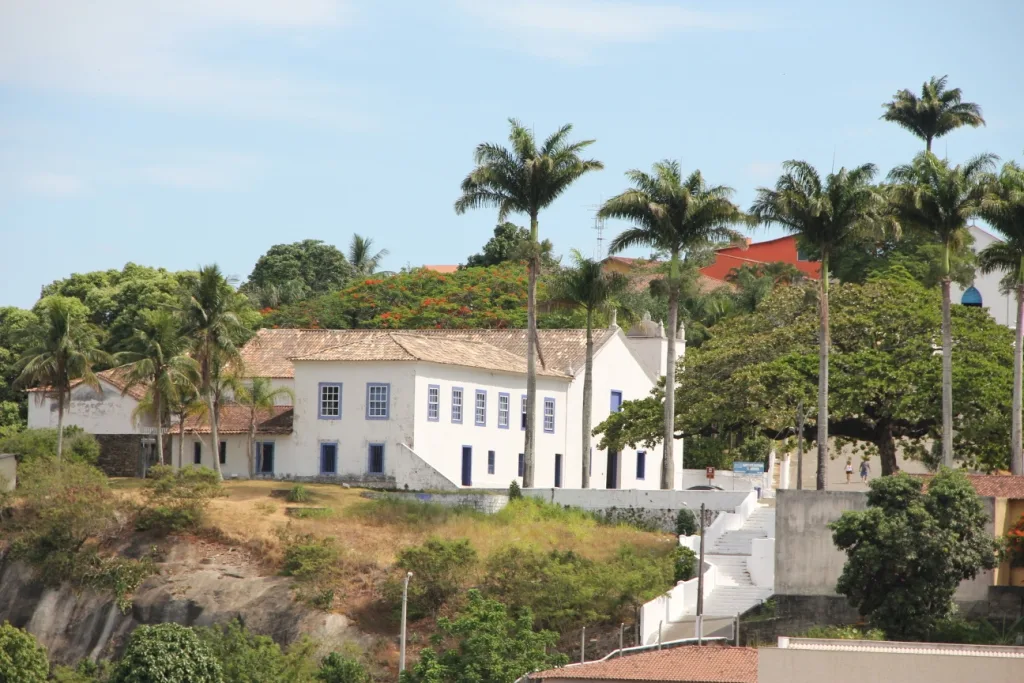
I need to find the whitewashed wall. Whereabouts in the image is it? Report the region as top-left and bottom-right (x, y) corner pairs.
(168, 433), (295, 479)
(27, 379), (148, 434)
(412, 364), (570, 488)
(952, 226), (1013, 327)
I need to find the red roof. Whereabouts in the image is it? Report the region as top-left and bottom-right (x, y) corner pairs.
(422, 264), (459, 274)
(917, 473), (1024, 499)
(530, 646), (758, 683)
(26, 366), (149, 402)
(179, 405), (293, 435)
(700, 235), (820, 282)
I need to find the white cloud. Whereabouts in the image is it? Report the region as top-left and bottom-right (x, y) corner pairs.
(19, 172), (87, 197)
(457, 0), (759, 62)
(0, 1), (364, 124)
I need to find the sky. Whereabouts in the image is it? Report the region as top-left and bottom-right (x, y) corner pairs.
(1, 0), (1022, 308)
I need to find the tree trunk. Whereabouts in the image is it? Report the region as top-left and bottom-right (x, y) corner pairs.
(523, 213), (539, 488)
(207, 391), (223, 480)
(581, 308), (593, 488)
(177, 417), (185, 470)
(816, 253), (830, 490)
(56, 392), (66, 463)
(926, 136), (933, 153)
(1013, 282), (1024, 475)
(154, 391), (165, 466)
(796, 401), (804, 490)
(248, 417), (256, 479)
(941, 272), (953, 468)
(877, 421), (898, 475)
(662, 254), (679, 490)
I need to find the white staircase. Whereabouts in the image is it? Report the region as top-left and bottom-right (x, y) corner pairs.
(690, 505), (774, 617)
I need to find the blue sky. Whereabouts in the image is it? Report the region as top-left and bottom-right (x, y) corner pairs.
(1, 0), (1021, 308)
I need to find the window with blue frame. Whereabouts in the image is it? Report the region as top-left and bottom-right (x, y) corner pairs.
(610, 390), (623, 413)
(475, 389), (487, 426)
(319, 383), (342, 419)
(366, 383), (389, 419)
(320, 442), (338, 474)
(518, 453), (525, 477)
(256, 442), (275, 474)
(427, 384), (440, 421)
(543, 398), (555, 433)
(636, 450), (646, 480)
(368, 443), (385, 474)
(498, 393), (510, 428)
(521, 394), (527, 429)
(452, 387), (464, 423)
(488, 450), (495, 474)
(554, 453), (563, 488)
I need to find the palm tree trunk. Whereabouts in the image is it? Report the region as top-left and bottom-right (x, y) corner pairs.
(178, 417), (185, 470)
(581, 308), (594, 488)
(1013, 282), (1024, 475)
(248, 417), (256, 479)
(941, 267), (953, 468)
(207, 391), (223, 480)
(154, 391), (165, 466)
(796, 401), (804, 490)
(662, 255), (679, 490)
(523, 213), (539, 488)
(56, 392), (66, 463)
(816, 254), (830, 490)
(926, 136), (933, 153)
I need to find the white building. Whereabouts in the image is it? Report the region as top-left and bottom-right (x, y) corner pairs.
(170, 323), (684, 490)
(952, 225), (1014, 328)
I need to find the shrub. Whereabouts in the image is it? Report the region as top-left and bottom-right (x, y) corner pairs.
(0, 426), (100, 465)
(802, 625), (885, 640)
(507, 480), (522, 500)
(136, 465), (221, 533)
(290, 507), (334, 519)
(52, 660), (112, 682)
(196, 619), (317, 682)
(281, 534), (341, 582)
(675, 508), (697, 536)
(0, 621), (49, 683)
(111, 624), (222, 683)
(672, 546), (697, 582)
(287, 484), (312, 503)
(318, 652), (371, 683)
(392, 538), (477, 618)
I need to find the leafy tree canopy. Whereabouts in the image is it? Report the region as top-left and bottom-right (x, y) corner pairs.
(243, 239), (353, 307)
(465, 223), (557, 269)
(111, 623), (223, 683)
(830, 469), (999, 639)
(595, 270), (1014, 473)
(0, 621), (49, 683)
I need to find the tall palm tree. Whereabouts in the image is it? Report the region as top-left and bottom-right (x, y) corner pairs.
(119, 310), (198, 467)
(169, 377), (204, 470)
(17, 296), (110, 462)
(601, 161), (745, 489)
(180, 265), (247, 480)
(881, 75), (985, 152)
(889, 152), (996, 468)
(236, 377), (294, 478)
(455, 119), (602, 487)
(551, 251), (627, 488)
(978, 161), (1024, 475)
(348, 234), (389, 276)
(751, 161), (888, 488)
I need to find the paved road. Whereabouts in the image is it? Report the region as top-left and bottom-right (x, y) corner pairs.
(782, 443), (930, 491)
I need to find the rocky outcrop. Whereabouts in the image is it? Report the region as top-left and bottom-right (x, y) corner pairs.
(0, 541), (369, 665)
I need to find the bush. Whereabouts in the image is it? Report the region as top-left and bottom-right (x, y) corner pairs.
(507, 480), (522, 500)
(318, 652), (370, 683)
(51, 660), (113, 682)
(196, 619), (317, 682)
(672, 546), (697, 582)
(392, 538), (477, 618)
(137, 465), (221, 534)
(111, 624), (222, 683)
(0, 621), (49, 683)
(290, 507), (333, 519)
(287, 484), (312, 503)
(281, 534), (341, 582)
(674, 508), (697, 536)
(0, 426), (100, 465)
(802, 625), (885, 640)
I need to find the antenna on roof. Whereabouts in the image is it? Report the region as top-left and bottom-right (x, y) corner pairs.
(588, 198), (605, 260)
(831, 145), (836, 174)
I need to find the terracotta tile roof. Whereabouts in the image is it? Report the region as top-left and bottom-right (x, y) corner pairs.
(422, 264), (459, 273)
(241, 328), (613, 379)
(603, 258), (733, 295)
(917, 473), (1024, 499)
(26, 365), (149, 401)
(179, 404), (293, 435)
(530, 646), (757, 683)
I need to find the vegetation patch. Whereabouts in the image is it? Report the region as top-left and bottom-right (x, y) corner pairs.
(136, 465), (222, 534)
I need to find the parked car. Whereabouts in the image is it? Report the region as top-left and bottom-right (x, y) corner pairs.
(686, 484), (723, 491)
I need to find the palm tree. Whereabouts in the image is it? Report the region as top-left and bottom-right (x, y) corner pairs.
(169, 378), (204, 470)
(348, 234), (389, 276)
(180, 265), (248, 480)
(119, 310), (198, 466)
(601, 161), (745, 489)
(455, 118), (602, 487)
(978, 161), (1024, 475)
(17, 296), (110, 462)
(236, 377), (294, 477)
(888, 152), (996, 468)
(551, 251), (627, 488)
(751, 161), (888, 488)
(882, 75), (985, 152)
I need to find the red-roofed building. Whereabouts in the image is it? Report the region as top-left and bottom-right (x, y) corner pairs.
(530, 645), (758, 683)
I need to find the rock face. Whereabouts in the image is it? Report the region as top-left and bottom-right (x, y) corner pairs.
(0, 541), (369, 665)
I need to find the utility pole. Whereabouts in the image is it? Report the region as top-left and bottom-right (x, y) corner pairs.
(399, 572), (413, 674)
(696, 503), (706, 624)
(796, 402), (805, 490)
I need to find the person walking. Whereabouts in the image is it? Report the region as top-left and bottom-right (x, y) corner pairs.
(859, 460), (870, 483)
(845, 458), (853, 484)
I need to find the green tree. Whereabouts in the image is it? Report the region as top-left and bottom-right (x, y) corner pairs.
(456, 119), (602, 487)
(978, 161), (1024, 475)
(465, 222), (556, 269)
(120, 309), (198, 466)
(551, 251), (627, 487)
(111, 624), (222, 683)
(0, 621), (49, 683)
(317, 653), (370, 683)
(196, 619), (317, 683)
(830, 470), (999, 639)
(888, 152), (997, 467)
(601, 161), (745, 488)
(881, 75), (986, 152)
(0, 427), (99, 465)
(180, 265), (249, 480)
(244, 239), (353, 307)
(400, 590), (567, 683)
(751, 161), (889, 488)
(348, 234), (389, 276)
(0, 306), (35, 431)
(393, 538), (477, 618)
(235, 377), (294, 477)
(16, 296), (111, 462)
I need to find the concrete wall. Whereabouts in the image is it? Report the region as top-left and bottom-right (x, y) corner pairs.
(27, 379), (149, 434)
(951, 226), (1014, 328)
(524, 488), (752, 513)
(759, 641), (1023, 683)
(0, 454), (15, 491)
(169, 433), (296, 481)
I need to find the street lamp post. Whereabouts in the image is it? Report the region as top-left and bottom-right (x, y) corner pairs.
(696, 503), (706, 643)
(399, 571), (413, 674)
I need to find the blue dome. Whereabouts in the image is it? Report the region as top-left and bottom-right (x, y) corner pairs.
(961, 286), (983, 306)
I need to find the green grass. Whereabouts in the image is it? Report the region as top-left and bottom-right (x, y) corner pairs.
(289, 507), (334, 519)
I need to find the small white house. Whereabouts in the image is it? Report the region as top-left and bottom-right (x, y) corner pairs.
(172, 323), (684, 490)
